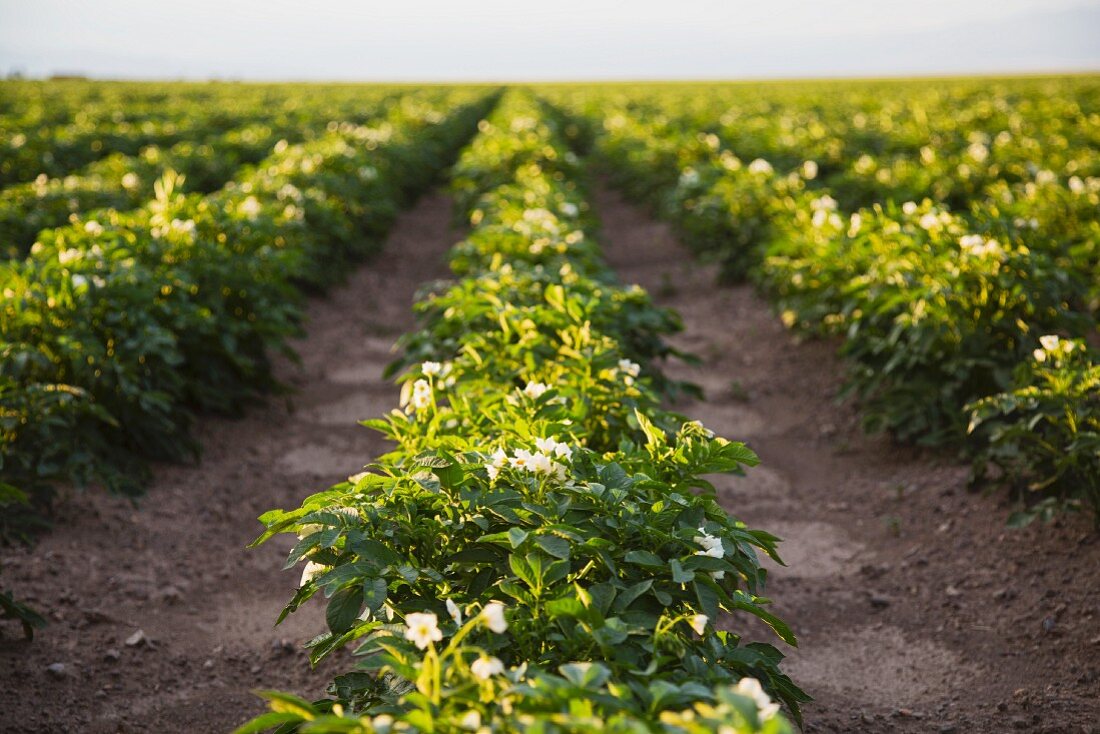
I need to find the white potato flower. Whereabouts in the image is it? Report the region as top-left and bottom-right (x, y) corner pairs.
(902, 201), (918, 216)
(847, 213), (862, 237)
(58, 248), (82, 265)
(689, 614), (708, 635)
(411, 379), (432, 411)
(734, 677), (780, 721)
(459, 711), (482, 730)
(967, 142), (989, 163)
(421, 361), (443, 377)
(535, 436), (572, 461)
(918, 212), (940, 231)
(481, 602), (508, 633)
(84, 221), (104, 235)
(446, 598), (463, 626)
(801, 160), (818, 180)
(1039, 334), (1061, 351)
(747, 158), (773, 175)
(470, 655), (504, 680)
(404, 612), (442, 650)
(523, 381), (550, 399)
(693, 528), (725, 559)
(486, 448), (508, 481)
(239, 196), (262, 220)
(300, 561), (328, 586)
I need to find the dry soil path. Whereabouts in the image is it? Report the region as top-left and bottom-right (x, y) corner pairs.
(592, 181), (1100, 734)
(0, 191), (456, 733)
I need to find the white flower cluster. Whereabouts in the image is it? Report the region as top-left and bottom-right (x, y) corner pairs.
(917, 209), (953, 232)
(747, 158), (773, 175)
(514, 208), (561, 237)
(410, 379), (432, 411)
(967, 142), (990, 163)
(958, 234), (1004, 259)
(522, 381), (550, 399)
(58, 248), (83, 265)
(693, 526), (727, 580)
(239, 196), (262, 220)
(151, 218), (196, 241)
(1032, 334), (1077, 364)
(734, 677), (780, 721)
(486, 437), (572, 482)
(403, 601), (508, 654)
(422, 360), (456, 388)
(679, 168), (700, 187)
(693, 528), (724, 558)
(612, 358), (641, 386)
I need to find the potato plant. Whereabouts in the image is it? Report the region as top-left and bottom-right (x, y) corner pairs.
(544, 79), (1099, 521)
(0, 90), (496, 519)
(243, 91), (803, 732)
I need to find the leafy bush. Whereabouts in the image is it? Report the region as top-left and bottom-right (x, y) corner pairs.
(0, 91), (495, 516)
(967, 336), (1100, 525)
(243, 91), (802, 732)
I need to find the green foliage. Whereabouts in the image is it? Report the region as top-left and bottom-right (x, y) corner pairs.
(543, 77), (1099, 520)
(0, 90), (496, 524)
(244, 91), (802, 732)
(967, 337), (1100, 525)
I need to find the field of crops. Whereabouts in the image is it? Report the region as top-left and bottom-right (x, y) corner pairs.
(0, 78), (1097, 732)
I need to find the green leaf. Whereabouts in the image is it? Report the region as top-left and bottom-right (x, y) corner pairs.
(670, 558), (695, 583)
(534, 534), (571, 560)
(363, 577), (387, 613)
(508, 527), (529, 548)
(559, 661), (611, 689)
(624, 550), (664, 568)
(325, 586), (362, 634)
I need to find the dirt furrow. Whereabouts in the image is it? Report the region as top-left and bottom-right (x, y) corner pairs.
(0, 192), (457, 733)
(591, 181), (1100, 734)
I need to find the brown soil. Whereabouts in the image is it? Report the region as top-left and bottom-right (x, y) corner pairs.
(592, 182), (1100, 734)
(0, 191), (456, 733)
(2, 183), (1098, 734)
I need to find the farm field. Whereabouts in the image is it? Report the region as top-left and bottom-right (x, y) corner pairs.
(0, 78), (1098, 733)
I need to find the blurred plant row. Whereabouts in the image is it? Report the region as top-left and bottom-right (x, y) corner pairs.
(541, 77), (1100, 525)
(0, 81), (445, 190)
(0, 88), (497, 538)
(241, 91), (801, 733)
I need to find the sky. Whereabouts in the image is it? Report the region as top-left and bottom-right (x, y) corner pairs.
(1, 0), (1098, 81)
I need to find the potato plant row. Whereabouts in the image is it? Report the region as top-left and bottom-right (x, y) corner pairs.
(544, 82), (1099, 524)
(241, 90), (802, 733)
(0, 81), (423, 189)
(0, 89), (496, 527)
(0, 90), (417, 259)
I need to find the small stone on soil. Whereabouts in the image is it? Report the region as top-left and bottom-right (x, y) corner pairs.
(870, 593), (892, 609)
(46, 662), (66, 678)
